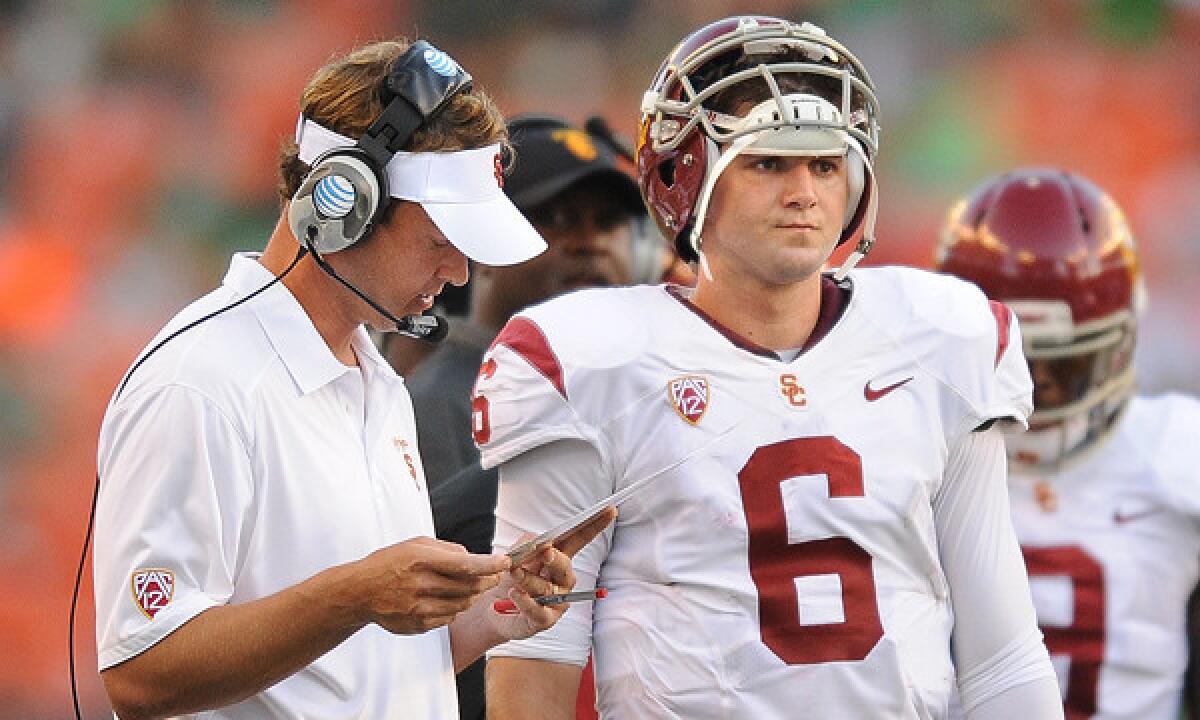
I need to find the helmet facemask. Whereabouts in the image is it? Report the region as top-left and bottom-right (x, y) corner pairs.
(1004, 299), (1138, 470)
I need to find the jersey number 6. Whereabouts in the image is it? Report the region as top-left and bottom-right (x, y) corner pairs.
(471, 358), (498, 445)
(737, 436), (884, 665)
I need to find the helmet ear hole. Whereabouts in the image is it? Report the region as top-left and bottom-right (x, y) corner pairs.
(674, 221), (698, 263)
(659, 159), (676, 188)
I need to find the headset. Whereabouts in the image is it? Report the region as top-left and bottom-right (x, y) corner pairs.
(70, 40), (472, 717)
(286, 39), (473, 343)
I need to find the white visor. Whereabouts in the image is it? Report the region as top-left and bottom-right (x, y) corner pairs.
(295, 116), (546, 266)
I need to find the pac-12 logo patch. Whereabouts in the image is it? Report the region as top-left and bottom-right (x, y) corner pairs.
(668, 375), (709, 425)
(131, 569), (175, 619)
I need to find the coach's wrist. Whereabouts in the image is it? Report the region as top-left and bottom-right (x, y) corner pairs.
(304, 562), (373, 632)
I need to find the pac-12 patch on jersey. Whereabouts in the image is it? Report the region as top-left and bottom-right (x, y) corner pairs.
(668, 375), (709, 425)
(131, 568), (174, 619)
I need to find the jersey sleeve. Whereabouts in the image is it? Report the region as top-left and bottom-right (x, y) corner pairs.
(978, 300), (1034, 431)
(94, 384), (253, 670)
(928, 282), (1033, 439)
(871, 269), (1033, 440)
(473, 316), (605, 469)
(968, 677), (1065, 720)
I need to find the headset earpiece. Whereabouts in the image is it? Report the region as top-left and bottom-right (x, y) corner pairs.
(288, 149), (385, 255)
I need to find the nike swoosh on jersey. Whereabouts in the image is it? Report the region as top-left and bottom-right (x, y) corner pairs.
(864, 376), (913, 402)
(1112, 507), (1160, 525)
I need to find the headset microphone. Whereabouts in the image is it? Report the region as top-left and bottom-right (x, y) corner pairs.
(398, 313), (449, 342)
(304, 235), (448, 343)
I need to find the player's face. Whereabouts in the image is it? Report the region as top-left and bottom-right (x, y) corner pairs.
(1028, 355), (1093, 423)
(702, 153), (847, 289)
(329, 200), (469, 331)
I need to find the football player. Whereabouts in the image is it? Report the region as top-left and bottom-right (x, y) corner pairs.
(479, 16), (1063, 719)
(936, 167), (1200, 720)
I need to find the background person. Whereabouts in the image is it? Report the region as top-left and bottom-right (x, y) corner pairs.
(402, 113), (657, 491)
(479, 16), (1062, 720)
(935, 167), (1200, 720)
(93, 38), (611, 720)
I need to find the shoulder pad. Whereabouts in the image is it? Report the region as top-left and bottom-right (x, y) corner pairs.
(854, 267), (1033, 437)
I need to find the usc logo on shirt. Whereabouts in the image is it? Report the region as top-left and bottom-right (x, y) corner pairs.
(780, 374), (807, 408)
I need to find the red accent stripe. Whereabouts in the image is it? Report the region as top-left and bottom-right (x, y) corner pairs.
(989, 300), (1012, 368)
(490, 317), (567, 400)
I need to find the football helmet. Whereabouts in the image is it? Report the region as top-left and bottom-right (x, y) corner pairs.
(935, 168), (1144, 469)
(636, 16), (882, 278)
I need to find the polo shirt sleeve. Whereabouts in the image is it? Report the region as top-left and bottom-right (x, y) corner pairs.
(94, 383), (254, 670)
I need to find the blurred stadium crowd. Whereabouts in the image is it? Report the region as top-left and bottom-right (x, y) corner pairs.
(0, 1), (1196, 716)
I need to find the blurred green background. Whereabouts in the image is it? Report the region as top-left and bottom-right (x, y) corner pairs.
(1, 1), (1197, 716)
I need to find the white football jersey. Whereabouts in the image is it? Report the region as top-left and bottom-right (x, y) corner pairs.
(478, 267), (1036, 719)
(1009, 393), (1200, 719)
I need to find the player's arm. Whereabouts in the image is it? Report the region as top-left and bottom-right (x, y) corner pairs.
(488, 658), (584, 720)
(935, 426), (1064, 719)
(485, 440), (616, 719)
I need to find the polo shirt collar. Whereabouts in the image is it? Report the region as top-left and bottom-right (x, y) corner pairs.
(351, 326), (400, 387)
(223, 253), (399, 395)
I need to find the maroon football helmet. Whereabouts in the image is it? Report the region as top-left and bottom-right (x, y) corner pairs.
(935, 168), (1143, 468)
(636, 16), (881, 273)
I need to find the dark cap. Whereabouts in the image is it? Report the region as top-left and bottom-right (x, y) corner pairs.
(504, 114), (645, 215)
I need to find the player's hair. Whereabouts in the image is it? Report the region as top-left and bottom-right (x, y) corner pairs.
(276, 38), (508, 204)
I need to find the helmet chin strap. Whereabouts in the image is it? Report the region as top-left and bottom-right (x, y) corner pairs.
(697, 246), (715, 282)
(690, 134), (757, 283)
(833, 143), (877, 282)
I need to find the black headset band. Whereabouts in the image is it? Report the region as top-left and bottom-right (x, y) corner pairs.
(358, 40), (473, 168)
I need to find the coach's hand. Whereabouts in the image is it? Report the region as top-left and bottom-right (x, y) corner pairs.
(354, 536), (510, 635)
(488, 506), (617, 640)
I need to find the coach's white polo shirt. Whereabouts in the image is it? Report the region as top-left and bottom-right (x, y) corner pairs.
(95, 253), (457, 719)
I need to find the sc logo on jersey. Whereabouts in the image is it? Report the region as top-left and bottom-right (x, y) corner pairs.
(780, 373), (807, 408)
